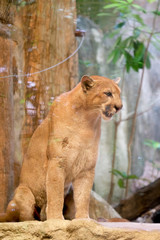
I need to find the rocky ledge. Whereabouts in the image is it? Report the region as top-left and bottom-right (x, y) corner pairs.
(0, 219), (160, 240)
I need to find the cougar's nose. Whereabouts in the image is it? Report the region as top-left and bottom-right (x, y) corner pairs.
(115, 104), (123, 112)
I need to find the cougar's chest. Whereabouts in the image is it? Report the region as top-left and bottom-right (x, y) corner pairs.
(48, 110), (101, 182)
(64, 148), (92, 184)
(63, 135), (98, 183)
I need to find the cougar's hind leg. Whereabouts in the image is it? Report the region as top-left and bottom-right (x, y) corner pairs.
(0, 185), (35, 222)
(5, 199), (20, 222)
(0, 199), (19, 222)
(14, 185), (36, 221)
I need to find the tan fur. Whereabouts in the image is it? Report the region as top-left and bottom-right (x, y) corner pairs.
(0, 75), (122, 221)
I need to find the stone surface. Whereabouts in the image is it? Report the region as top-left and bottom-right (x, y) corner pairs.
(0, 220), (160, 240)
(89, 190), (121, 220)
(64, 189), (121, 220)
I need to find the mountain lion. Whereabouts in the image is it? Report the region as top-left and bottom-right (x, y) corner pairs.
(0, 75), (122, 221)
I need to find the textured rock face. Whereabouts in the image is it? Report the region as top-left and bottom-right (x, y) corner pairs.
(64, 190), (121, 220)
(89, 191), (121, 220)
(0, 220), (160, 240)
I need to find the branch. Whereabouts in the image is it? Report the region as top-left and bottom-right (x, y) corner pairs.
(120, 96), (160, 122)
(115, 178), (160, 220)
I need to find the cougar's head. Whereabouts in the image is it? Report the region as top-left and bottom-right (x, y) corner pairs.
(81, 75), (123, 120)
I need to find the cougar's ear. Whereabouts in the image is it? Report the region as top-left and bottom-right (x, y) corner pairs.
(115, 77), (121, 85)
(81, 75), (95, 93)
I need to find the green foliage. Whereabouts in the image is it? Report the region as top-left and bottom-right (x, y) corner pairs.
(152, 10), (160, 15)
(110, 169), (138, 189)
(99, 0), (160, 72)
(144, 139), (160, 149)
(107, 35), (151, 72)
(147, 0), (157, 3)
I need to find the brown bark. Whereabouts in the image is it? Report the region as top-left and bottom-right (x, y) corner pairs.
(0, 36), (15, 211)
(15, 0), (78, 155)
(0, 0), (16, 212)
(0, 0), (78, 211)
(115, 178), (160, 220)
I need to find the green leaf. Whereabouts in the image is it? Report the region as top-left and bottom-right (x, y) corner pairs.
(104, 3), (122, 9)
(121, 172), (128, 178)
(107, 50), (117, 63)
(115, 22), (125, 29)
(134, 41), (145, 61)
(132, 14), (145, 26)
(110, 169), (121, 177)
(118, 179), (125, 188)
(144, 139), (160, 149)
(115, 36), (122, 45)
(127, 174), (139, 179)
(115, 0), (128, 5)
(133, 28), (141, 39)
(107, 37), (122, 63)
(112, 50), (122, 63)
(116, 5), (130, 11)
(152, 10), (160, 16)
(132, 4), (146, 13)
(111, 169), (127, 178)
(151, 140), (159, 149)
(126, 61), (131, 72)
(121, 37), (134, 49)
(97, 13), (112, 17)
(124, 49), (143, 72)
(147, 0), (156, 3)
(124, 52), (132, 72)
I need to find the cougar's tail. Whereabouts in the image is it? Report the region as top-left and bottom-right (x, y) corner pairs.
(0, 200), (20, 222)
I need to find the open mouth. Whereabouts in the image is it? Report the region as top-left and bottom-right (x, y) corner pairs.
(102, 111), (113, 118)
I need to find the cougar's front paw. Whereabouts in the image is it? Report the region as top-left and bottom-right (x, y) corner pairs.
(47, 215), (64, 220)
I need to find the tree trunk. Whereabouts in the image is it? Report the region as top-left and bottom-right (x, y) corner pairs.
(15, 0), (78, 155)
(115, 178), (160, 220)
(0, 0), (78, 211)
(0, 1), (15, 211)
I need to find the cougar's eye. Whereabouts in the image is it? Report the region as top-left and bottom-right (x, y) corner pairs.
(104, 92), (112, 97)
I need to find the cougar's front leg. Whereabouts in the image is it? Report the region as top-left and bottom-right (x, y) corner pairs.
(73, 168), (95, 219)
(46, 158), (65, 219)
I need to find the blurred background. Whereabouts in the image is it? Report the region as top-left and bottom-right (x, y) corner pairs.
(0, 0), (160, 222)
